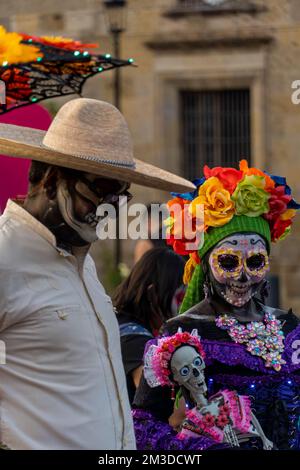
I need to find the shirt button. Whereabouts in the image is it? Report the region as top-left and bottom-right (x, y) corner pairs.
(57, 311), (68, 320)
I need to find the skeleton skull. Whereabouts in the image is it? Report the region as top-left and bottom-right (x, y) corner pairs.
(170, 344), (207, 406)
(208, 233), (270, 307)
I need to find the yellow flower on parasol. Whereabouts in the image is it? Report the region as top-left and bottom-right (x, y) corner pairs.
(39, 36), (98, 50)
(0, 26), (133, 114)
(0, 25), (41, 65)
(41, 36), (76, 44)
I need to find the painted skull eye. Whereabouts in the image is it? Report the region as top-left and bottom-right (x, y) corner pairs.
(180, 366), (190, 377)
(218, 254), (240, 271)
(193, 357), (202, 367)
(246, 253), (266, 271)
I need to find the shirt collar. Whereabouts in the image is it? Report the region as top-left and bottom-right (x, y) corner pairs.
(4, 199), (92, 261)
(4, 199), (72, 257)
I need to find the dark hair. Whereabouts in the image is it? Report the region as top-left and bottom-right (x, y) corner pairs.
(28, 161), (83, 187)
(113, 247), (185, 326)
(28, 161), (52, 186)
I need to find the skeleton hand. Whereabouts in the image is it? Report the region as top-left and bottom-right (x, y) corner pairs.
(250, 412), (273, 450)
(262, 438), (273, 450)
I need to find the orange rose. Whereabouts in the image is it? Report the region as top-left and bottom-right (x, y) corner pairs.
(239, 160), (275, 191)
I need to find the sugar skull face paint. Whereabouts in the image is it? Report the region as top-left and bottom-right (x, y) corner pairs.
(57, 173), (131, 244)
(208, 233), (270, 307)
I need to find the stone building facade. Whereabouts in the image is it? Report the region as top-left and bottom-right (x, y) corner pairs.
(1, 0), (300, 310)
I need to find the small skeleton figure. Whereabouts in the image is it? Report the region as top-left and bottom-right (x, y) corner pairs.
(170, 330), (273, 449)
(170, 337), (207, 407)
(144, 328), (273, 449)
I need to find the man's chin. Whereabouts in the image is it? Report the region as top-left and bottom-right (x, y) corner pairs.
(53, 223), (93, 248)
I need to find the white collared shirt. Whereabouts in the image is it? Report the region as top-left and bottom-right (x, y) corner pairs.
(0, 200), (136, 450)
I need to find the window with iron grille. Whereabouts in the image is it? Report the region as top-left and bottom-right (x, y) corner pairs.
(180, 89), (251, 180)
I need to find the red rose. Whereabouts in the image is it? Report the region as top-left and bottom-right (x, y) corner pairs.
(203, 165), (243, 194)
(166, 235), (198, 256)
(264, 186), (292, 223)
(166, 197), (202, 255)
(271, 218), (292, 242)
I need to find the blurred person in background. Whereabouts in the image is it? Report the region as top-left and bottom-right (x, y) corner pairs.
(133, 203), (169, 264)
(114, 247), (185, 403)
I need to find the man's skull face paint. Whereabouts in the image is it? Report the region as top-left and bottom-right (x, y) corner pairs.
(208, 233), (270, 307)
(170, 346), (207, 402)
(57, 173), (130, 243)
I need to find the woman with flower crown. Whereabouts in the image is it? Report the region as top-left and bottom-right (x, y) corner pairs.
(133, 160), (300, 450)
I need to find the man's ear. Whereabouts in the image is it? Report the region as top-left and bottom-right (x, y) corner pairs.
(43, 167), (59, 200)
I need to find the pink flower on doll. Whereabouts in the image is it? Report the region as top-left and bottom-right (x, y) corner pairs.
(216, 413), (230, 428)
(203, 413), (215, 428)
(219, 404), (230, 414)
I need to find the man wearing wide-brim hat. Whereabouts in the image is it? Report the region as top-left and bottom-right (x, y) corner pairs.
(0, 98), (195, 450)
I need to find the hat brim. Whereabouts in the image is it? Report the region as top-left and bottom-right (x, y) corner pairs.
(0, 124), (195, 192)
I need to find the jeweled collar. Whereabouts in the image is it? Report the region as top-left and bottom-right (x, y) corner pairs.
(215, 311), (286, 371)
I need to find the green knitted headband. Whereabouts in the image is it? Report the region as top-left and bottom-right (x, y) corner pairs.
(179, 215), (271, 313)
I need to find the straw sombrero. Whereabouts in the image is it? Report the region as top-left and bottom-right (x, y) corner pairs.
(0, 98), (195, 192)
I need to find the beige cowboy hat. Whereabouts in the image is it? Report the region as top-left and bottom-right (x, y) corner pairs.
(0, 98), (195, 193)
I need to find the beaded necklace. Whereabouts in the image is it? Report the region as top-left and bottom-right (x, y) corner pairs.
(215, 312), (286, 371)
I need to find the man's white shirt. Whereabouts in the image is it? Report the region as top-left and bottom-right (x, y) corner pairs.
(0, 200), (136, 450)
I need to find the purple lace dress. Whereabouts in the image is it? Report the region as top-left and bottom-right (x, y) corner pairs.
(132, 409), (226, 450)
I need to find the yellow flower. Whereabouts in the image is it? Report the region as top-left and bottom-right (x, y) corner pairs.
(280, 209), (297, 221)
(0, 25), (41, 65)
(41, 36), (74, 44)
(189, 177), (235, 227)
(183, 255), (197, 285)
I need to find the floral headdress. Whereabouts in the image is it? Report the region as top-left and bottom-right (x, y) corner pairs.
(165, 160), (300, 313)
(144, 328), (205, 388)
